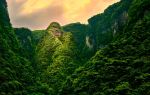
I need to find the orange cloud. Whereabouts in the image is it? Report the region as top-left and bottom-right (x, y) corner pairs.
(7, 0), (120, 30)
(21, 0), (53, 15)
(77, 0), (119, 23)
(63, 0), (91, 21)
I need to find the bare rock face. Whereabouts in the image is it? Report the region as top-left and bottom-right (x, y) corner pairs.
(47, 22), (63, 37)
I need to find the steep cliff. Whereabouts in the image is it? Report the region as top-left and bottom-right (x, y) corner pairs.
(0, 0), (34, 94)
(60, 0), (150, 94)
(1, 0), (150, 95)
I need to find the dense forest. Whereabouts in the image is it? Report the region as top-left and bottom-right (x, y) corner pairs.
(0, 0), (150, 95)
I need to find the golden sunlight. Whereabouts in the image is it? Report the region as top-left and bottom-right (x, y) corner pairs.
(21, 0), (53, 15)
(7, 0), (120, 29)
(63, 0), (91, 20)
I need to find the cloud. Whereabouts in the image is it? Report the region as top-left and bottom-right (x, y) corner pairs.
(6, 0), (119, 30)
(20, 0), (53, 15)
(63, 0), (91, 20)
(11, 4), (64, 29)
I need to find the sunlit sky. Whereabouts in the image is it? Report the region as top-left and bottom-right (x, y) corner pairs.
(7, 0), (119, 30)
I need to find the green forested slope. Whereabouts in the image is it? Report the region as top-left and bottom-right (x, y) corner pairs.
(88, 0), (131, 48)
(63, 22), (89, 49)
(63, 22), (96, 61)
(62, 0), (132, 58)
(34, 22), (81, 94)
(0, 0), (150, 95)
(0, 0), (34, 94)
(60, 0), (150, 94)
(15, 28), (35, 60)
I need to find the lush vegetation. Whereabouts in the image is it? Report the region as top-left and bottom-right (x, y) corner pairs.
(0, 0), (150, 95)
(0, 0), (35, 94)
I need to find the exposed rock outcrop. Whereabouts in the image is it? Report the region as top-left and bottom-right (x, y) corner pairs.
(47, 22), (63, 37)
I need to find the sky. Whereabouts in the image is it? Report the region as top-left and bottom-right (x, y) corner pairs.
(7, 0), (119, 30)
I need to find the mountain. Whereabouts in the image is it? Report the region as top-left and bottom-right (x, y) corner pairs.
(35, 22), (75, 69)
(0, 0), (35, 94)
(88, 0), (131, 48)
(0, 0), (150, 95)
(62, 0), (132, 58)
(60, 0), (150, 94)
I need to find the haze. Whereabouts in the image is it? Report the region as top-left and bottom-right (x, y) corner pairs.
(7, 0), (119, 30)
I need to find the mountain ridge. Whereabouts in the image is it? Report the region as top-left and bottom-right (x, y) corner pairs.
(0, 0), (150, 94)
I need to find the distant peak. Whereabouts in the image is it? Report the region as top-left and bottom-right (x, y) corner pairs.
(47, 22), (61, 30)
(47, 22), (63, 37)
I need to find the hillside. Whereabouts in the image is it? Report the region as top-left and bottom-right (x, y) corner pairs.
(62, 0), (132, 58)
(0, 0), (35, 94)
(0, 0), (150, 95)
(60, 0), (150, 94)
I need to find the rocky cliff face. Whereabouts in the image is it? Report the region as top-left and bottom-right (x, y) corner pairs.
(62, 0), (132, 58)
(47, 22), (63, 38)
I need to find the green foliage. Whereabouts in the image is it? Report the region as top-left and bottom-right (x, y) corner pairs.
(59, 0), (150, 94)
(32, 30), (47, 45)
(35, 23), (80, 93)
(15, 28), (35, 59)
(88, 0), (132, 49)
(63, 22), (89, 49)
(0, 1), (36, 94)
(1, 0), (150, 95)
